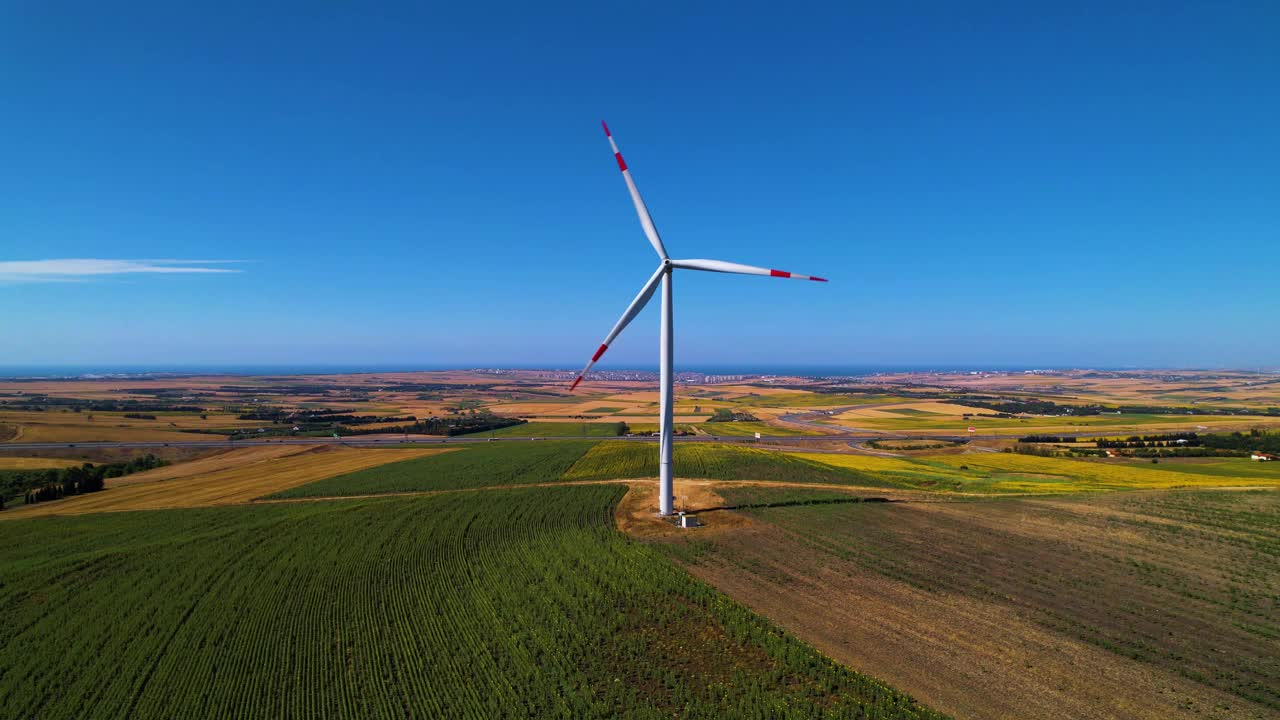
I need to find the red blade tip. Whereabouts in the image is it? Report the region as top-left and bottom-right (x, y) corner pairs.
(812, 276), (828, 282)
(601, 121), (611, 137)
(570, 376), (583, 391)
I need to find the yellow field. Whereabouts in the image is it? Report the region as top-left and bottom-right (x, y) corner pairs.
(789, 449), (1280, 494)
(2, 446), (448, 518)
(0, 457), (85, 470)
(921, 453), (1280, 492)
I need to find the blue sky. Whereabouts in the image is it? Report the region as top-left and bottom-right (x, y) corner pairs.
(3, 1), (1277, 370)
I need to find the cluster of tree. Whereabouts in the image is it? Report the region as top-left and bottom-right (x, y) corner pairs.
(957, 398), (1268, 418)
(118, 388), (213, 399)
(781, 383), (925, 396)
(501, 388), (564, 397)
(236, 409), (416, 426)
(1018, 435), (1079, 443)
(707, 409), (761, 423)
(3, 454), (169, 509)
(866, 439), (957, 451)
(1070, 446), (1242, 459)
(217, 384), (336, 395)
(381, 382), (500, 393)
(2, 398), (203, 413)
(1092, 433), (1201, 449)
(961, 398), (1101, 416)
(783, 384), (1280, 419)
(1202, 429), (1280, 455)
(341, 415), (527, 437)
(123, 413), (158, 420)
(1008, 444), (1064, 457)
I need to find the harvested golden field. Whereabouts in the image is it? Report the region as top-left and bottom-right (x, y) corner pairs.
(3, 423), (215, 444)
(0, 409), (259, 444)
(2, 446), (447, 518)
(0, 457), (85, 470)
(108, 445), (314, 486)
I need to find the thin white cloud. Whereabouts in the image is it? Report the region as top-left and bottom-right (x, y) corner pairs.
(0, 259), (242, 283)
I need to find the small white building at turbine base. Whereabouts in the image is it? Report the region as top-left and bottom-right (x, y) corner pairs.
(1251, 452), (1278, 461)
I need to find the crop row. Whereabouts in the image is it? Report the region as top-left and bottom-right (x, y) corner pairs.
(271, 441), (904, 499)
(0, 485), (945, 718)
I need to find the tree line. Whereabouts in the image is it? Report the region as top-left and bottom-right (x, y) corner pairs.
(1091, 433), (1201, 449)
(1202, 429), (1280, 454)
(708, 409), (761, 422)
(1020, 430), (1280, 459)
(340, 415), (527, 437)
(237, 409), (417, 426)
(2, 397), (203, 413)
(2, 454), (169, 509)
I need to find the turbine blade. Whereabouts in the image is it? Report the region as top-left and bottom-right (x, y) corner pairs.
(671, 258), (828, 282)
(602, 121), (669, 260)
(570, 264), (667, 390)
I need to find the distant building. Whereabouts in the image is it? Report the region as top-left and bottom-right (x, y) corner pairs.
(1251, 452), (1278, 461)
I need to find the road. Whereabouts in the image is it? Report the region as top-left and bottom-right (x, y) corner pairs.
(0, 434), (879, 452)
(0, 429), (1116, 453)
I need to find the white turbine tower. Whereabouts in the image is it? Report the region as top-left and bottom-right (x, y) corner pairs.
(571, 121), (828, 517)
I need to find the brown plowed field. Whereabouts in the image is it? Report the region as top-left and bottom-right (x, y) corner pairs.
(661, 487), (1279, 719)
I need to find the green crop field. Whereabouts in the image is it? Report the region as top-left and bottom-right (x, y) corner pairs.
(562, 442), (901, 487)
(695, 421), (821, 437)
(470, 421), (625, 437)
(1132, 457), (1280, 480)
(0, 485), (944, 719)
(882, 408), (940, 416)
(270, 441), (598, 497)
(276, 442), (904, 499)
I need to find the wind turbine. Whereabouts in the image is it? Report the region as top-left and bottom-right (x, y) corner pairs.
(571, 121), (828, 517)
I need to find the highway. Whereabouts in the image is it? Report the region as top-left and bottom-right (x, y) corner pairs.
(0, 429), (1117, 453)
(0, 434), (879, 452)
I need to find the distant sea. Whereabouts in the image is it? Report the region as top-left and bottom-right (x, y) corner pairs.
(0, 363), (1109, 380)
